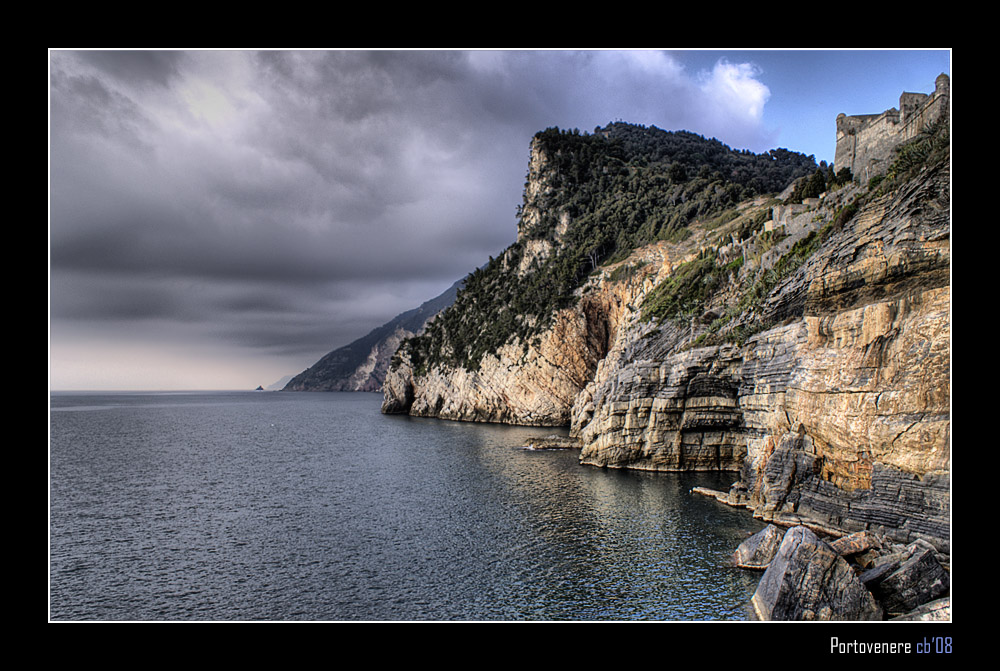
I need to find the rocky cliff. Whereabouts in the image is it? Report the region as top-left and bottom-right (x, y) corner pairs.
(383, 118), (950, 554)
(576, 156), (950, 552)
(382, 275), (623, 424)
(383, 124), (815, 419)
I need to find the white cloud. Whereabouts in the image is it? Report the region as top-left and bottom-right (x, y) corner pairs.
(699, 59), (770, 121)
(606, 49), (686, 79)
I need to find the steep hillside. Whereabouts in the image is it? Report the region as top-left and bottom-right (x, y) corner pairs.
(383, 123), (816, 420)
(383, 116), (950, 552)
(575, 121), (950, 550)
(284, 278), (462, 392)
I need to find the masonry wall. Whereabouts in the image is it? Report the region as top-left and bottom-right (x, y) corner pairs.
(834, 74), (949, 183)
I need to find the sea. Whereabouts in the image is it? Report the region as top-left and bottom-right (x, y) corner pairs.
(49, 390), (766, 622)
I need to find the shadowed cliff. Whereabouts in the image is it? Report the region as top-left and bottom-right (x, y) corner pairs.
(284, 278), (462, 392)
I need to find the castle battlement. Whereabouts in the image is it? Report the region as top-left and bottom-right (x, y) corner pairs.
(834, 73), (949, 183)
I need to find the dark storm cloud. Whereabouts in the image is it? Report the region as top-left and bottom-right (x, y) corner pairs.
(49, 49), (784, 386)
(76, 50), (184, 88)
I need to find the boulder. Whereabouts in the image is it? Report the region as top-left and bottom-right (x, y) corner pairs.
(733, 524), (786, 569)
(852, 549), (880, 569)
(749, 526), (882, 620)
(857, 560), (900, 593)
(890, 596), (951, 621)
(870, 548), (950, 617)
(829, 530), (882, 557)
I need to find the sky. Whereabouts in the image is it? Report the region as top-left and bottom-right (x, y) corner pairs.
(48, 49), (951, 391)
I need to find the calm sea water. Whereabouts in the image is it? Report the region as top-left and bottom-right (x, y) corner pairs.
(49, 391), (764, 621)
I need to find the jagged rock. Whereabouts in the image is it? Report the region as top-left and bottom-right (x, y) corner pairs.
(756, 432), (822, 517)
(732, 524), (786, 569)
(890, 596), (951, 621)
(869, 547), (950, 617)
(725, 480), (750, 506)
(852, 550), (880, 569)
(749, 526), (882, 621)
(857, 560), (900, 592)
(829, 530), (882, 557)
(906, 538), (946, 563)
(692, 482), (751, 508)
(381, 364), (415, 414)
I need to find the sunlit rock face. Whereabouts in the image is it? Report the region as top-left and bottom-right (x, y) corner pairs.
(576, 344), (746, 472)
(574, 162), (950, 549)
(382, 273), (627, 427)
(384, 123), (950, 550)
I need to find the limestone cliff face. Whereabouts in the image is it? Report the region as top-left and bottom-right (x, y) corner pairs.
(382, 267), (623, 425)
(382, 120), (949, 550)
(574, 160), (950, 549)
(382, 134), (615, 424)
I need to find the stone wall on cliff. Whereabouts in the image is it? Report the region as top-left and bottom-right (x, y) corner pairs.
(834, 73), (949, 184)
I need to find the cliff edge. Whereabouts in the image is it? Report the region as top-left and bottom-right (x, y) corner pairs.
(383, 95), (950, 554)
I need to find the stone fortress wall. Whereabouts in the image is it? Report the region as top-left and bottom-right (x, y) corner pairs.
(834, 73), (950, 183)
(756, 72), (951, 258)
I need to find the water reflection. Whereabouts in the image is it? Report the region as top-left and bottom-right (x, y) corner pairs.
(50, 392), (764, 621)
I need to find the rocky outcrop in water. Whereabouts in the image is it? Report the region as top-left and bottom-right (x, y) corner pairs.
(735, 524), (950, 620)
(382, 271), (627, 424)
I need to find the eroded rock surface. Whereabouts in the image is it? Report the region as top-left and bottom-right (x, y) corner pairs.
(742, 524), (950, 621)
(575, 162), (950, 550)
(384, 127), (950, 556)
(749, 526), (883, 620)
(732, 524), (786, 570)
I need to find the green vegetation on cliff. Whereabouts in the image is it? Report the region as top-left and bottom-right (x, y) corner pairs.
(868, 116), (949, 196)
(640, 248), (742, 323)
(641, 115), (950, 347)
(397, 122), (817, 374)
(520, 124), (817, 251)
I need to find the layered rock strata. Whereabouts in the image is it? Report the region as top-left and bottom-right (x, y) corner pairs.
(383, 127), (950, 556)
(574, 161), (950, 551)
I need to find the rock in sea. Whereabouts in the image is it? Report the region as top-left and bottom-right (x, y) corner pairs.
(749, 525), (882, 620)
(732, 524), (786, 570)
